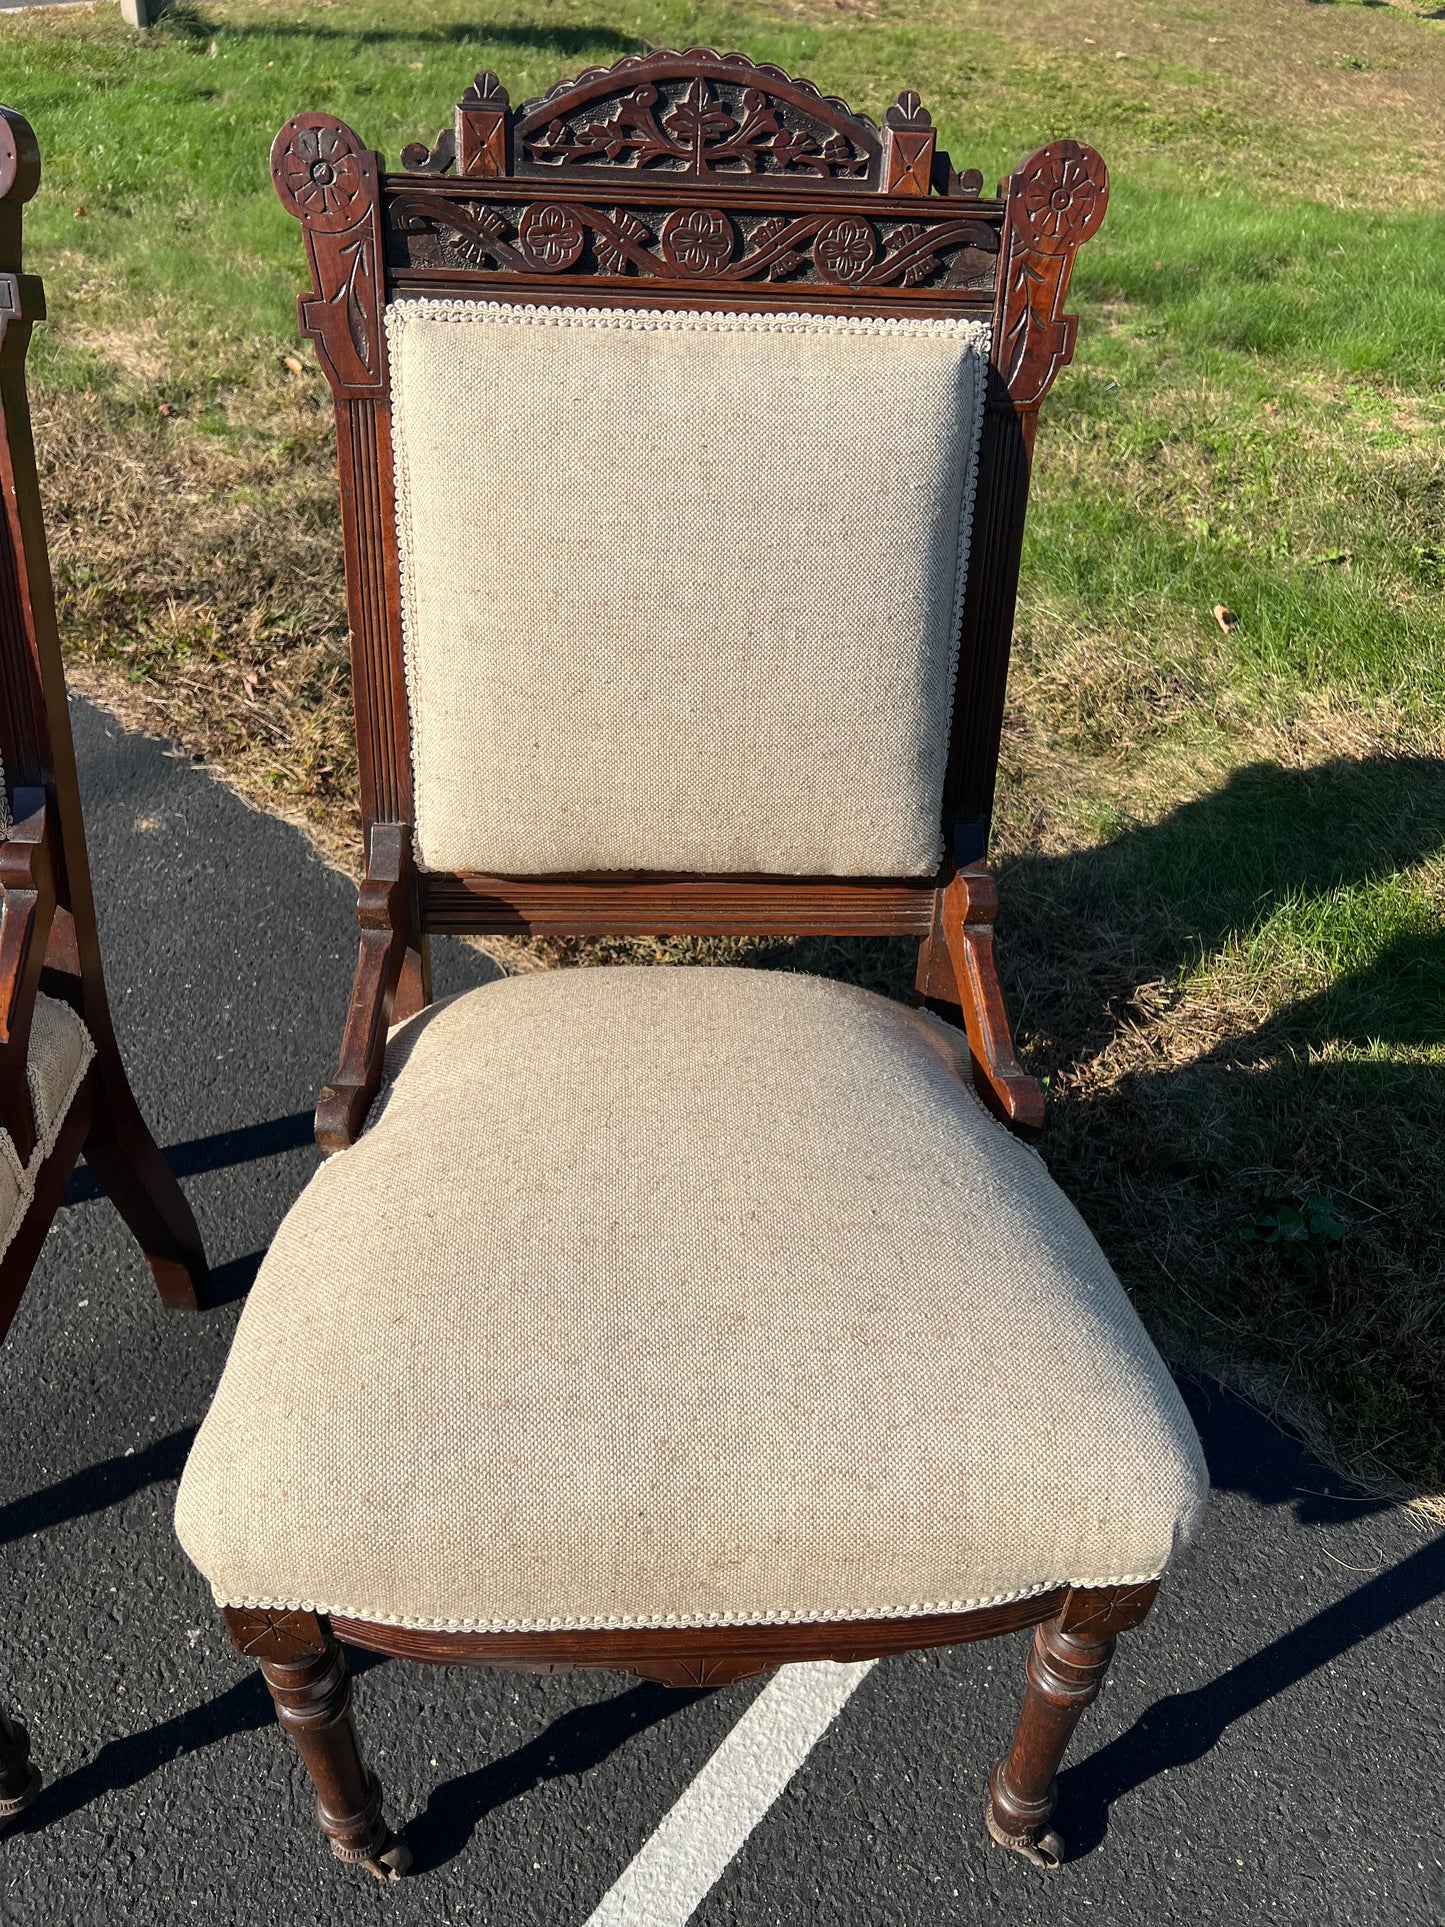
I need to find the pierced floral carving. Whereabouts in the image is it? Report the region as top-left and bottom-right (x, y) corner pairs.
(517, 202), (585, 270)
(660, 205), (733, 276)
(513, 52), (878, 185)
(388, 190), (997, 294)
(814, 213), (876, 285)
(273, 122), (371, 231)
(593, 207), (653, 276)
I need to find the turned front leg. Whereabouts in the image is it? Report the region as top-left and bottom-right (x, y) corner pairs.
(0, 1699), (40, 1828)
(988, 1583), (1158, 1868)
(224, 1608), (410, 1881)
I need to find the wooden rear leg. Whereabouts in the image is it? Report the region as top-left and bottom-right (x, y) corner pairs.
(0, 1699), (41, 1829)
(987, 1582), (1158, 1869)
(224, 1608), (410, 1881)
(82, 1065), (208, 1311)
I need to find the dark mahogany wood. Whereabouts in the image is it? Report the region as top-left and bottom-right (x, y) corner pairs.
(0, 106), (209, 1341)
(269, 54), (1107, 1157)
(916, 864), (1045, 1135)
(315, 820), (414, 1154)
(423, 870), (939, 937)
(332, 1591), (1071, 1687)
(224, 1609), (410, 1881)
(988, 1583), (1158, 1866)
(239, 54), (1132, 1881)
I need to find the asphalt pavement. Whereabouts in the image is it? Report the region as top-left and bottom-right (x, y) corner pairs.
(0, 699), (1441, 1926)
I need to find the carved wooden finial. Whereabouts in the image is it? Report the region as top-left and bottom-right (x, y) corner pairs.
(401, 128), (456, 175)
(884, 89), (930, 129)
(1008, 140), (1108, 254)
(461, 69), (509, 107)
(457, 69), (511, 178)
(270, 114), (385, 394)
(997, 140), (1110, 409)
(882, 88), (935, 196)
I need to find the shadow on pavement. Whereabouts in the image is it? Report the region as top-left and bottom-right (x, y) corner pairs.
(63, 1113), (316, 1207)
(406, 1680), (712, 1874)
(17, 1651), (389, 1837)
(1060, 1530), (1445, 1860)
(1180, 1377), (1397, 1526)
(0, 1429), (196, 1546)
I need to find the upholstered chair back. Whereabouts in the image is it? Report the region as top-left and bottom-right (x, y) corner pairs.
(387, 301), (991, 877)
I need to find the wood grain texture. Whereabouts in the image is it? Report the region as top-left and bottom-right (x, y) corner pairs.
(316, 820), (418, 1153)
(420, 870), (939, 936)
(225, 1608), (410, 1880)
(0, 786), (52, 1158)
(915, 863), (1045, 1136)
(330, 1589), (1071, 1682)
(987, 1583), (1157, 1866)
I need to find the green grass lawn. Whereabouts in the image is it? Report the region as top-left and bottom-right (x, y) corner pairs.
(4, 0), (1443, 1504)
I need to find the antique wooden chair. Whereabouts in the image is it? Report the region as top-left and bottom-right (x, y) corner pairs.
(175, 54), (1207, 1884)
(0, 106), (211, 1821)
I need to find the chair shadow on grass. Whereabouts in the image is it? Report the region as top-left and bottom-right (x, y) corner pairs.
(155, 5), (647, 61)
(770, 751), (1445, 1506)
(990, 753), (1445, 1065)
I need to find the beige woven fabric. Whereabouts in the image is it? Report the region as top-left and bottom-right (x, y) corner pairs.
(177, 967), (1207, 1633)
(386, 301), (991, 876)
(0, 991), (94, 1260)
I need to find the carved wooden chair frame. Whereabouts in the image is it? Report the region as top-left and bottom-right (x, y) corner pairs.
(0, 105), (211, 1826)
(221, 53), (1141, 1881)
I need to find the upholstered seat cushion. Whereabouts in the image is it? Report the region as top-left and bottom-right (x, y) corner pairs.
(0, 991), (94, 1260)
(176, 967), (1206, 1633)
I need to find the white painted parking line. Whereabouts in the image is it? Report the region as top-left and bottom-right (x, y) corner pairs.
(584, 1659), (877, 1927)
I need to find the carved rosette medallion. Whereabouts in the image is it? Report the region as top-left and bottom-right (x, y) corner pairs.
(997, 141), (1108, 409)
(388, 189), (998, 294)
(517, 202), (585, 271)
(272, 120), (372, 232)
(1013, 143), (1107, 255)
(271, 114), (385, 393)
(660, 206), (733, 276)
(225, 1607), (324, 1663)
(814, 214), (876, 285)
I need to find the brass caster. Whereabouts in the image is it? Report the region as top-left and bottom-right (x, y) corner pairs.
(331, 1829), (412, 1882)
(986, 1800), (1065, 1870)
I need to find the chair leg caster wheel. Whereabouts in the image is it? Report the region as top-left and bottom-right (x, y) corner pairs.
(0, 1760), (42, 1831)
(330, 1828), (412, 1881)
(986, 1801), (1065, 1869)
